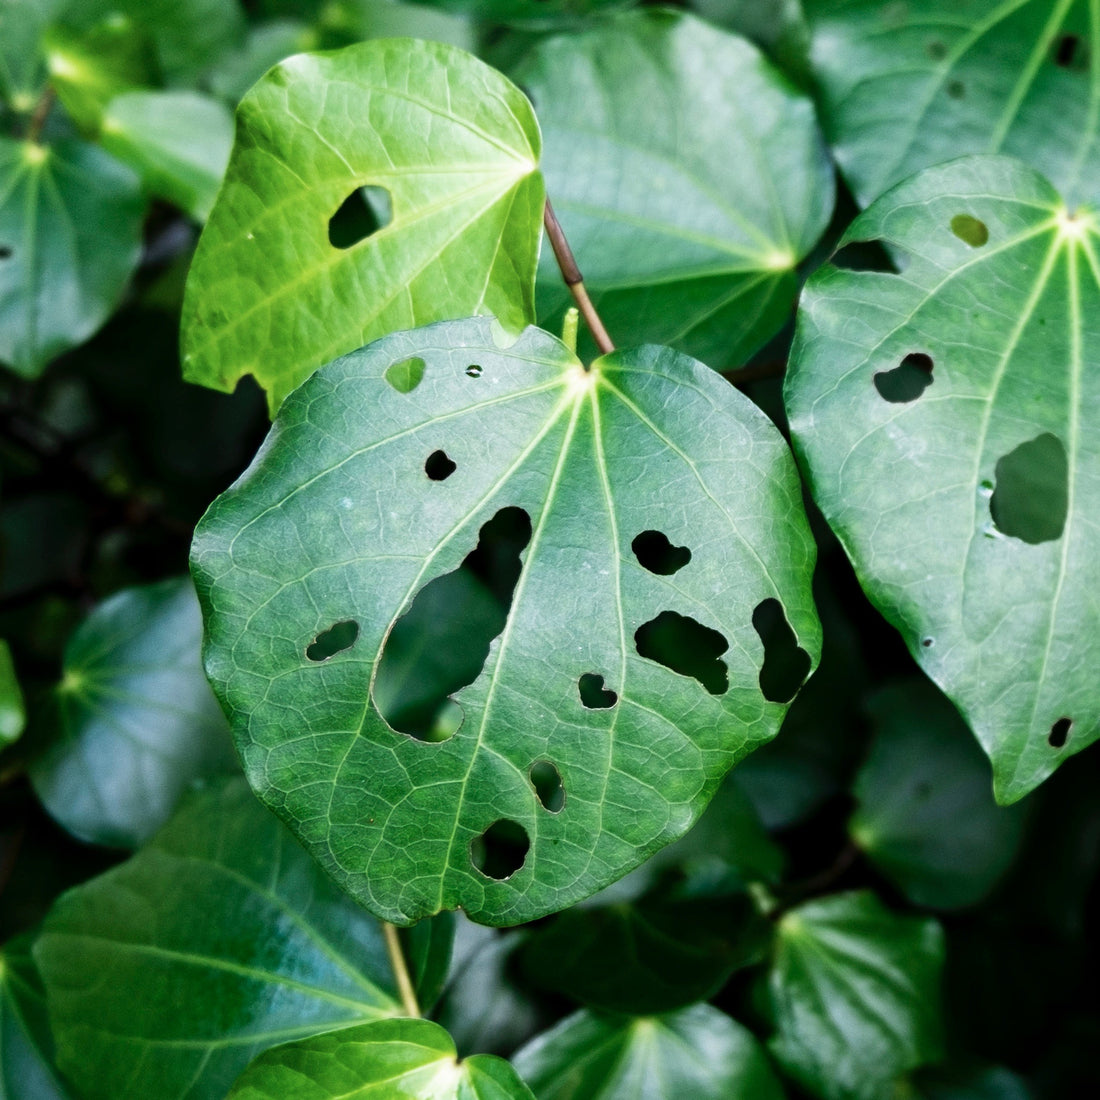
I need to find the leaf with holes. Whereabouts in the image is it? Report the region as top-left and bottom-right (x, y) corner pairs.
(0, 138), (144, 377)
(769, 891), (945, 1100)
(805, 0), (1100, 207)
(512, 1004), (786, 1100)
(191, 316), (820, 925)
(227, 1017), (535, 1100)
(786, 155), (1100, 802)
(181, 38), (543, 414)
(33, 777), (415, 1100)
(521, 9), (834, 368)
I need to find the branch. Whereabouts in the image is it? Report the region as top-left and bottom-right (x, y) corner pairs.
(27, 86), (56, 144)
(382, 922), (421, 1018)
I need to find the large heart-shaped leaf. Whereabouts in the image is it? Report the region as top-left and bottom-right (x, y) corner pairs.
(227, 1018), (536, 1100)
(786, 155), (1100, 802)
(805, 0), (1100, 207)
(181, 38), (543, 414)
(34, 778), (410, 1100)
(520, 9), (834, 368)
(191, 317), (819, 925)
(0, 138), (144, 377)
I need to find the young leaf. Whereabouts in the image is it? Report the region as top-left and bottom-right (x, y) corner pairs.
(769, 891), (945, 1100)
(805, 0), (1100, 207)
(0, 933), (73, 1100)
(850, 680), (1027, 909)
(0, 138), (144, 378)
(34, 778), (406, 1100)
(512, 1004), (786, 1100)
(28, 577), (237, 848)
(786, 155), (1100, 802)
(190, 317), (820, 926)
(181, 39), (543, 414)
(0, 638), (26, 745)
(226, 1018), (536, 1100)
(520, 9), (834, 367)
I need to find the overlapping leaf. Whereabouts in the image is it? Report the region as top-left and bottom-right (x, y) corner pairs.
(786, 156), (1100, 802)
(181, 38), (543, 413)
(191, 317), (819, 925)
(520, 9), (834, 367)
(805, 0), (1100, 207)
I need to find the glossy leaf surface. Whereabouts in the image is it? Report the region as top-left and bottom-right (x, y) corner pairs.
(521, 10), (834, 367)
(850, 680), (1027, 909)
(191, 317), (819, 925)
(227, 1018), (536, 1100)
(805, 0), (1100, 207)
(786, 156), (1100, 802)
(0, 638), (25, 745)
(29, 577), (238, 848)
(512, 1004), (786, 1100)
(34, 778), (403, 1100)
(0, 138), (144, 377)
(182, 39), (543, 413)
(769, 891), (945, 1100)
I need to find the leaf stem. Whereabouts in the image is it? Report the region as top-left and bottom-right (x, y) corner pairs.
(382, 922), (421, 1018)
(543, 199), (615, 358)
(27, 86), (56, 144)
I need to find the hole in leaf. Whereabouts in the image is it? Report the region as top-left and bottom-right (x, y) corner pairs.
(947, 79), (965, 98)
(635, 611), (729, 695)
(425, 449), (456, 481)
(927, 40), (947, 60)
(306, 620), (359, 661)
(1054, 33), (1088, 70)
(466, 363), (483, 378)
(874, 352), (934, 403)
(328, 184), (392, 249)
(1049, 717), (1072, 748)
(752, 598), (811, 704)
(578, 673), (618, 709)
(385, 357), (425, 394)
(471, 819), (530, 879)
(631, 530), (691, 576)
(951, 214), (989, 247)
(989, 433), (1069, 544)
(530, 761), (564, 812)
(830, 238), (906, 273)
(373, 507), (532, 740)
(0, 245), (11, 259)
(921, 637), (935, 648)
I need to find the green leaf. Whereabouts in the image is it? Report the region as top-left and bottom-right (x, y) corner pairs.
(805, 0), (1100, 207)
(512, 1004), (786, 1100)
(520, 9), (834, 368)
(0, 638), (25, 745)
(769, 890), (945, 1100)
(34, 777), (404, 1100)
(408, 1), (635, 27)
(0, 0), (63, 109)
(190, 317), (820, 925)
(785, 155), (1100, 802)
(911, 1064), (1032, 1100)
(227, 1017), (536, 1100)
(99, 90), (233, 219)
(850, 680), (1027, 909)
(28, 577), (238, 848)
(0, 138), (144, 378)
(0, 933), (73, 1100)
(182, 38), (543, 414)
(205, 20), (316, 104)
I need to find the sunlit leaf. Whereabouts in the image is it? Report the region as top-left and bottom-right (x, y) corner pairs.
(0, 638), (25, 745)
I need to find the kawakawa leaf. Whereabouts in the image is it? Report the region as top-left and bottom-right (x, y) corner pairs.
(786, 156), (1100, 802)
(191, 317), (820, 925)
(227, 1018), (536, 1100)
(805, 0), (1100, 207)
(521, 9), (834, 368)
(182, 38), (543, 414)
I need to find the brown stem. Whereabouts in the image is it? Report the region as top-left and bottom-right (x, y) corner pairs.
(543, 199), (614, 358)
(27, 86), (56, 144)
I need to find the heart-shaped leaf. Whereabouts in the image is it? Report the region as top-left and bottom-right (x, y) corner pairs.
(227, 1018), (536, 1100)
(181, 38), (543, 414)
(512, 1004), (786, 1100)
(34, 778), (412, 1100)
(805, 0), (1100, 207)
(0, 138), (144, 377)
(520, 9), (834, 367)
(190, 317), (819, 925)
(787, 155), (1100, 802)
(769, 891), (945, 1100)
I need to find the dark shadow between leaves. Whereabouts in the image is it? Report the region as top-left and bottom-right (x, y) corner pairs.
(328, 184), (392, 249)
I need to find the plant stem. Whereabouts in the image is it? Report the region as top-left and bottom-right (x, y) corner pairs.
(382, 922), (421, 1018)
(27, 86), (56, 144)
(543, 199), (615, 357)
